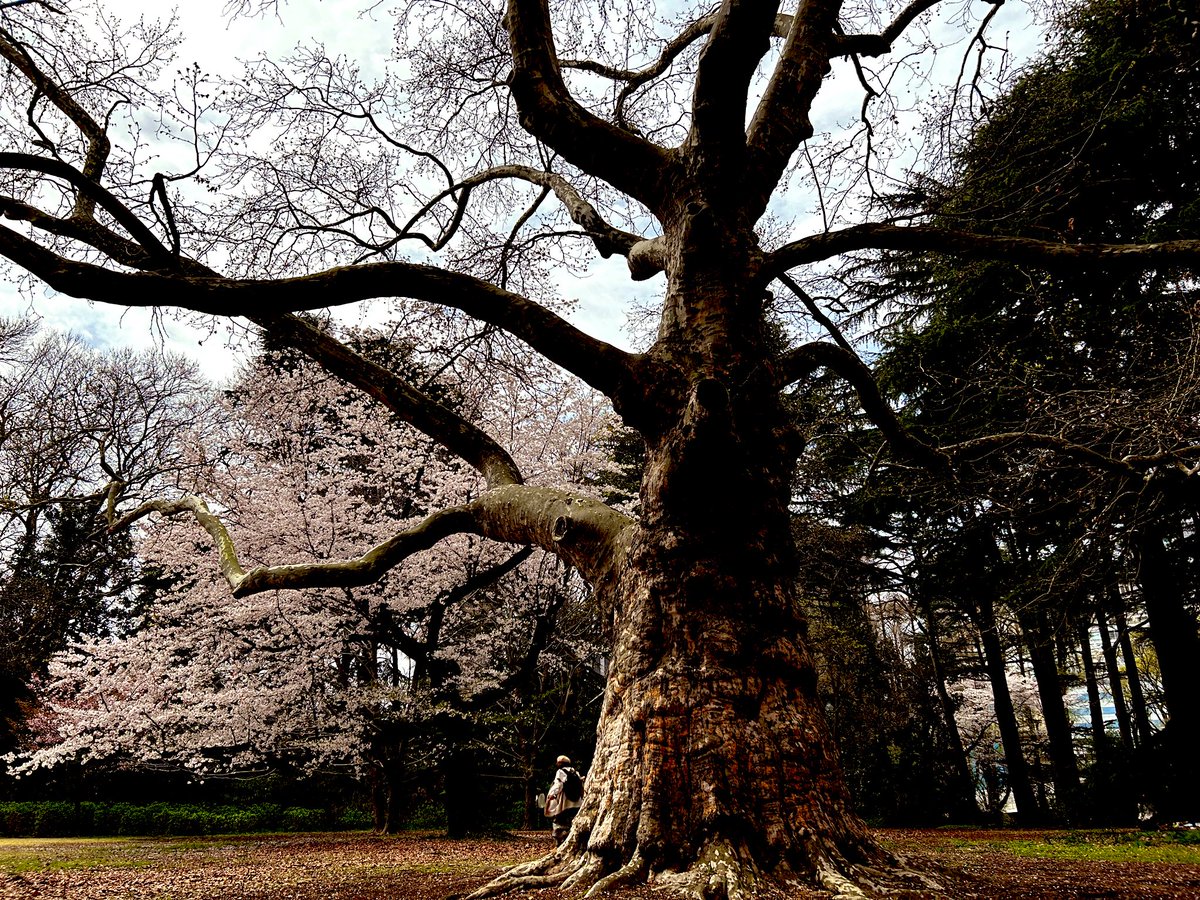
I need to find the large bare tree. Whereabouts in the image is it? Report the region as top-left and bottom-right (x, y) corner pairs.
(2, 0), (1198, 895)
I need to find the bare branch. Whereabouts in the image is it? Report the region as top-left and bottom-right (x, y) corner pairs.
(779, 342), (1200, 483)
(745, 0), (844, 221)
(502, 0), (672, 210)
(831, 0), (944, 57)
(0, 152), (174, 265)
(107, 495), (250, 592)
(402, 164), (647, 263)
(768, 223), (1200, 273)
(563, 13), (795, 131)
(779, 340), (950, 472)
(775, 272), (855, 353)
(0, 1), (65, 10)
(0, 22), (110, 218)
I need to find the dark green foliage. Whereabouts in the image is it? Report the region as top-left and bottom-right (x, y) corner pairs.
(0, 801), (371, 837)
(0, 502), (146, 756)
(794, 521), (976, 824)
(0, 801), (369, 840)
(848, 0), (1200, 823)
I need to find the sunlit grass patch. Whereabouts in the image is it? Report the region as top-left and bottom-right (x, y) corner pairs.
(958, 829), (1200, 864)
(0, 837), (153, 873)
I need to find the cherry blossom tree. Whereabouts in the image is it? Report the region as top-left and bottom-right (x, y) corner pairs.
(17, 341), (605, 833)
(949, 675), (1045, 819)
(0, 318), (206, 754)
(2, 0), (1199, 894)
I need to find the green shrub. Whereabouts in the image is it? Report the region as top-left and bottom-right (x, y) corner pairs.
(281, 806), (324, 831)
(33, 802), (75, 837)
(336, 807), (371, 830)
(0, 800), (369, 837)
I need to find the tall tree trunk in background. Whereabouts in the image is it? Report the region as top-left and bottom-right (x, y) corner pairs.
(1096, 603), (1135, 752)
(1111, 601), (1153, 748)
(1016, 604), (1081, 820)
(921, 594), (981, 821)
(1078, 619), (1108, 753)
(443, 738), (483, 837)
(1136, 522), (1200, 820)
(970, 594), (1041, 822)
(368, 747), (408, 835)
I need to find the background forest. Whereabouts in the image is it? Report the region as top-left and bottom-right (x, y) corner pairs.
(1, 0), (1197, 838)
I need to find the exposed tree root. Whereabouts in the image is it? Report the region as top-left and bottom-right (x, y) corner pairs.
(462, 838), (957, 900)
(584, 850), (646, 897)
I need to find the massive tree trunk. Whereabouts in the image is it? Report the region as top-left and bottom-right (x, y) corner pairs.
(479, 496), (893, 897)
(470, 212), (924, 899)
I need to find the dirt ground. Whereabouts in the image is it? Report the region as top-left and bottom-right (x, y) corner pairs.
(2, 828), (1198, 899)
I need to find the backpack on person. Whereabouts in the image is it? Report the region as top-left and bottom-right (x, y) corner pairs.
(563, 767), (583, 802)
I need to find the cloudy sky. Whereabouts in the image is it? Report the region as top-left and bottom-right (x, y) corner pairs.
(0, 0), (1043, 381)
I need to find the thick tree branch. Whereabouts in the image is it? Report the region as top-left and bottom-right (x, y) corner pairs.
(0, 152), (174, 265)
(779, 340), (949, 471)
(831, 0), (944, 57)
(745, 0), (843, 221)
(0, 223), (637, 402)
(248, 313), (525, 489)
(689, 0), (781, 164)
(0, 192), (158, 268)
(110, 484), (633, 599)
(768, 223), (1200, 272)
(502, 0), (672, 210)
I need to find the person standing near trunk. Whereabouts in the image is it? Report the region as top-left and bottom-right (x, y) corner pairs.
(543, 754), (584, 844)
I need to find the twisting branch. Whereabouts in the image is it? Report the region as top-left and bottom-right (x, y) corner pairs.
(779, 340), (950, 472)
(502, 0), (671, 210)
(107, 495), (251, 593)
(745, 0), (843, 221)
(109, 484), (633, 599)
(0, 223), (638, 403)
(831, 0), (945, 57)
(767, 223), (1200, 273)
(400, 164), (648, 264)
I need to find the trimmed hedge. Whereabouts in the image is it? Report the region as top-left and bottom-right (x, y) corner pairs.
(0, 801), (371, 837)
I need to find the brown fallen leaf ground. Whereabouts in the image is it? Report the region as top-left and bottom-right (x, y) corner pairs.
(1, 828), (1198, 899)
